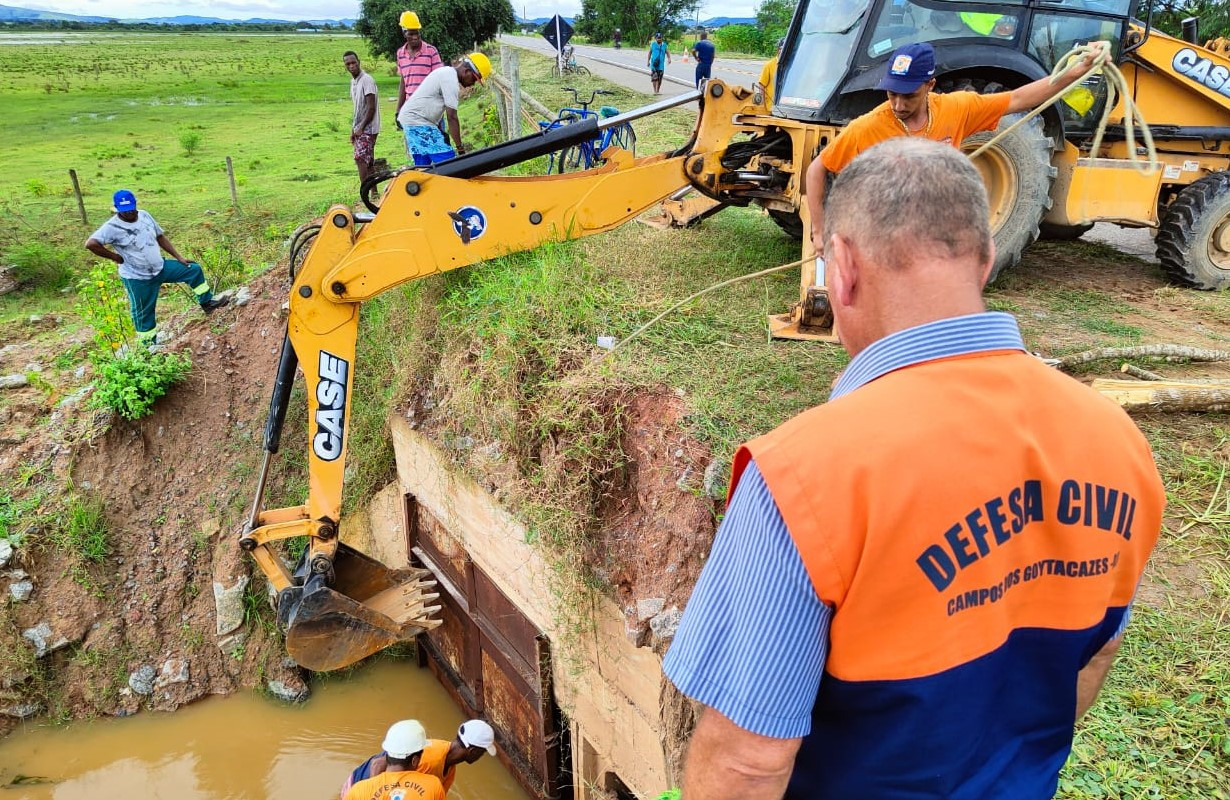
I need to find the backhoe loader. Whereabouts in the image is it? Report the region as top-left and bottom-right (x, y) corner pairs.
(241, 0), (1230, 670)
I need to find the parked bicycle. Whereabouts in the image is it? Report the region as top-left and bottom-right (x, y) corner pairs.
(537, 88), (637, 174)
(551, 45), (590, 78)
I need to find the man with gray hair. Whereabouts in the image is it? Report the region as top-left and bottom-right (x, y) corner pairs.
(663, 139), (1164, 799)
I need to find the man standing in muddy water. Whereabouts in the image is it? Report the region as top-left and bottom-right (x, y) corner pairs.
(340, 718), (497, 798)
(344, 719), (446, 800)
(85, 190), (228, 346)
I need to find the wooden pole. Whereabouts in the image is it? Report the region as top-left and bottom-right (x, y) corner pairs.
(225, 155), (240, 214)
(68, 169), (87, 226)
(509, 48), (522, 139)
(496, 45), (511, 139)
(1092, 378), (1230, 412)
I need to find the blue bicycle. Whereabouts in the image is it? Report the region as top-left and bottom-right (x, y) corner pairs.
(538, 87), (637, 174)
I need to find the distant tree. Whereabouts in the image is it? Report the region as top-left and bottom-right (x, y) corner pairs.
(755, 0), (796, 42)
(1148, 0), (1230, 39)
(355, 0), (514, 62)
(575, 0), (694, 46)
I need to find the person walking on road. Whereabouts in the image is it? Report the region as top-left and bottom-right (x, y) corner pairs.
(648, 32), (671, 94)
(691, 29), (715, 89)
(343, 720), (445, 800)
(343, 50), (380, 185)
(396, 53), (490, 162)
(755, 37), (786, 106)
(394, 12), (443, 144)
(663, 137), (1164, 800)
(805, 40), (1107, 255)
(85, 190), (228, 346)
(339, 719), (498, 799)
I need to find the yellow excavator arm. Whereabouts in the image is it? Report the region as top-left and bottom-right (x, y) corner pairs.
(240, 82), (773, 671)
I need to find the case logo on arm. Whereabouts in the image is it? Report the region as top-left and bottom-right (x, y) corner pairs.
(450, 206), (487, 243)
(313, 350), (349, 462)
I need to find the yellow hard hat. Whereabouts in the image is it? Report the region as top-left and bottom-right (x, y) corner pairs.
(399, 11), (422, 29)
(463, 51), (492, 81)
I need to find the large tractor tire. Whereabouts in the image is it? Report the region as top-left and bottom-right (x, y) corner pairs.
(960, 113), (1057, 283)
(769, 208), (804, 240)
(1155, 172), (1230, 290)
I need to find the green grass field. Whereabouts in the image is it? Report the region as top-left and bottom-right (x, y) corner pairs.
(0, 32), (1226, 797)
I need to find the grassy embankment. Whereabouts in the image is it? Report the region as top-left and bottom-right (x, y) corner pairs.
(0, 32), (1225, 795)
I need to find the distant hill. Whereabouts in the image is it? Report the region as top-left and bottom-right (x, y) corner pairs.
(0, 4), (354, 26)
(699, 16), (757, 27)
(0, 4), (109, 21)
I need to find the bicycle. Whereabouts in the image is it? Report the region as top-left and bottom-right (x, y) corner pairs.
(537, 87), (637, 174)
(550, 45), (591, 78)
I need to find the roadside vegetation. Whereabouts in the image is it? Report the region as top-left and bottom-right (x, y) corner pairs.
(0, 31), (1225, 795)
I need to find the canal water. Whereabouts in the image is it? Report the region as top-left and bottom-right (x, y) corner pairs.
(0, 659), (531, 800)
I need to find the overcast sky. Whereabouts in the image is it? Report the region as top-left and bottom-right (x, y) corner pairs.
(21, 0), (758, 22)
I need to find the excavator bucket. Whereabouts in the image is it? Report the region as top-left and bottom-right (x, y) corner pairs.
(278, 543), (441, 671)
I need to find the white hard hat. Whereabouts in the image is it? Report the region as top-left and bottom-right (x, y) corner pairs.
(382, 719), (428, 759)
(458, 719), (497, 755)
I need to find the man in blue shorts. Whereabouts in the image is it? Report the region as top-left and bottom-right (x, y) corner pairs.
(691, 29), (715, 88)
(648, 32), (671, 94)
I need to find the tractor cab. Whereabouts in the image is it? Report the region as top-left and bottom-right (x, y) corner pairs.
(775, 0), (1141, 139)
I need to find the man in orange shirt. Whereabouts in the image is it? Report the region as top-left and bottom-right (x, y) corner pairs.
(344, 720), (446, 800)
(805, 40), (1107, 255)
(340, 719), (497, 798)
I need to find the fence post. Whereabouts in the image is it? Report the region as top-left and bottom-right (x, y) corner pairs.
(225, 155), (240, 214)
(496, 45), (511, 140)
(508, 48), (522, 140)
(68, 169), (88, 226)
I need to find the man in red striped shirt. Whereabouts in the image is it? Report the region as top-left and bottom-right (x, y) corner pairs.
(395, 10), (444, 147)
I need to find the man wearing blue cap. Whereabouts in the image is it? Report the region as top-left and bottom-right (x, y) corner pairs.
(85, 190), (228, 345)
(805, 40), (1107, 256)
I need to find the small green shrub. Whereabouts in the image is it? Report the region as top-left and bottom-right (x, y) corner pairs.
(198, 240), (246, 291)
(24, 178), (51, 197)
(0, 491), (42, 545)
(179, 130), (202, 156)
(6, 242), (76, 290)
(77, 263), (135, 357)
(55, 494), (110, 562)
(91, 347), (192, 420)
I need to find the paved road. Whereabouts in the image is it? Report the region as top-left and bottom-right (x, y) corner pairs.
(499, 34), (766, 99)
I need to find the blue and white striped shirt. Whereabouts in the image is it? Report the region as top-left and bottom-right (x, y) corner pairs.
(662, 312), (1032, 738)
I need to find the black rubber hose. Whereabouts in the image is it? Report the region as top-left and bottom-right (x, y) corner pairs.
(262, 332), (299, 455)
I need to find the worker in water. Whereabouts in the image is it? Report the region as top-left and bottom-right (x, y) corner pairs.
(664, 137), (1164, 799)
(805, 39), (1108, 256)
(343, 720), (446, 800)
(340, 719), (497, 798)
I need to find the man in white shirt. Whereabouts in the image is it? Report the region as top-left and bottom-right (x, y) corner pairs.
(84, 190), (228, 345)
(396, 53), (490, 164)
(344, 50), (381, 184)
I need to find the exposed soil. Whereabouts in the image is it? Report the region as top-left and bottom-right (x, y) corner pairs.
(0, 269), (305, 736)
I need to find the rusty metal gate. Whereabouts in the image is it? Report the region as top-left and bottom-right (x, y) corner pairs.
(405, 494), (571, 800)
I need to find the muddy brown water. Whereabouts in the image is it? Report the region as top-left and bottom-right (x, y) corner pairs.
(0, 659), (530, 800)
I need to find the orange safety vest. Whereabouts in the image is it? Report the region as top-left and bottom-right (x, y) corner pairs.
(730, 350), (1164, 798)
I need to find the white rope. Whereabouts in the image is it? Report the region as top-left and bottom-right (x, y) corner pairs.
(967, 42), (1157, 172)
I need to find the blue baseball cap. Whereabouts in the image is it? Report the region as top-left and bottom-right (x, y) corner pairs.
(112, 189), (137, 213)
(876, 42), (936, 93)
